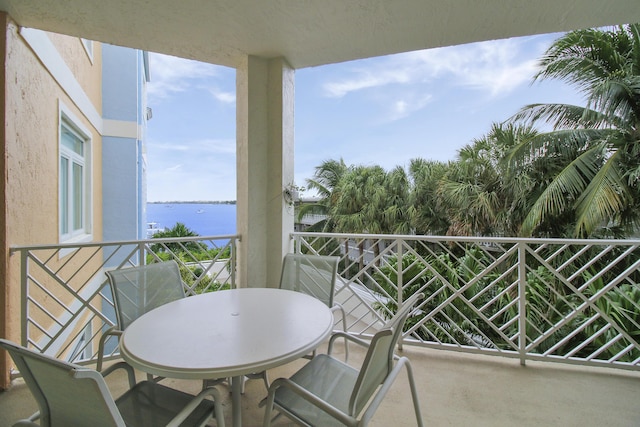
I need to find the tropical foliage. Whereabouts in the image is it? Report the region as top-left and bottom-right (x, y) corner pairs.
(302, 24), (640, 240)
(507, 24), (640, 237)
(148, 222), (232, 294)
(371, 243), (640, 362)
(299, 25), (640, 362)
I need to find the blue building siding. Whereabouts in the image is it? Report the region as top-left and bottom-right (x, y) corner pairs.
(101, 45), (149, 251)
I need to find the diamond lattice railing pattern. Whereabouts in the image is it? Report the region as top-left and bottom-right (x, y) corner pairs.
(294, 233), (640, 370)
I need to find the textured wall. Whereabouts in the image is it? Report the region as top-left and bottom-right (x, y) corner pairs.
(0, 17), (103, 388)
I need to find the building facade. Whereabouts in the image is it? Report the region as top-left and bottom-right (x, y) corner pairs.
(0, 14), (148, 386)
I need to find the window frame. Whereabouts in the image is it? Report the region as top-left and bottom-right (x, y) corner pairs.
(59, 103), (93, 244)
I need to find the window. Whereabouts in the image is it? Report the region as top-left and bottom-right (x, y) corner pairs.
(59, 109), (92, 242)
(81, 38), (93, 62)
(68, 324), (92, 362)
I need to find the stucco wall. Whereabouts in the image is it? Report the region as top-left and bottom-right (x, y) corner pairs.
(47, 31), (102, 116)
(1, 16), (103, 387)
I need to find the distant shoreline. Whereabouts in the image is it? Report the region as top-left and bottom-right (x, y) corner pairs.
(148, 201), (236, 205)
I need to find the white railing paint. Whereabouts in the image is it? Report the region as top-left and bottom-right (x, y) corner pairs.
(11, 235), (239, 364)
(10, 232), (640, 372)
(293, 232), (640, 371)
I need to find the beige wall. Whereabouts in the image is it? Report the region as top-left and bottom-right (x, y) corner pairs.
(236, 56), (294, 289)
(0, 14), (103, 387)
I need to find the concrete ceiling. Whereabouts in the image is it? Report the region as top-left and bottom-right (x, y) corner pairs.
(1, 0), (639, 69)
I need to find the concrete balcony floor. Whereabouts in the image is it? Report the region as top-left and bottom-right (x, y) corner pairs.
(1, 341), (639, 426)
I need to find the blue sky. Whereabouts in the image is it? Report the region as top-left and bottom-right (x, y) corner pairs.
(146, 32), (584, 202)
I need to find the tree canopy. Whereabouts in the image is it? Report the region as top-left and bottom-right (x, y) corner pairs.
(302, 24), (640, 239)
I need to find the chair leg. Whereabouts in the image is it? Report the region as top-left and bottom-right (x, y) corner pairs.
(97, 330), (120, 371)
(262, 389), (277, 427)
(332, 304), (349, 362)
(405, 359), (424, 427)
(212, 392), (226, 427)
(340, 311), (349, 363)
(261, 371), (270, 390)
(96, 334), (108, 371)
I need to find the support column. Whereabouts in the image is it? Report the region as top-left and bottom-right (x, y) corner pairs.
(236, 56), (294, 288)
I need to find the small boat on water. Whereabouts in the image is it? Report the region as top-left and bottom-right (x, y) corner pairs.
(196, 209), (205, 214)
(146, 222), (165, 238)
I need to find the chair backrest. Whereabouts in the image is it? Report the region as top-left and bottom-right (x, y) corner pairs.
(106, 261), (185, 330)
(279, 253), (339, 308)
(0, 339), (125, 427)
(348, 292), (424, 415)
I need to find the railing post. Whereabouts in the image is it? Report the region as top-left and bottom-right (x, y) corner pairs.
(138, 241), (146, 266)
(518, 242), (527, 366)
(231, 237), (237, 289)
(20, 249), (29, 347)
(397, 239), (404, 350)
(293, 234), (300, 254)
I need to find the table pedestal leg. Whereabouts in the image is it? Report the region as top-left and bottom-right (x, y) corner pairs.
(231, 375), (242, 427)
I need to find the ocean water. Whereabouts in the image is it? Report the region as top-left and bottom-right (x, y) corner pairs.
(146, 203), (237, 237)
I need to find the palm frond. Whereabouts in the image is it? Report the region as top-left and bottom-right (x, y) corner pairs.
(574, 150), (629, 236)
(521, 148), (603, 236)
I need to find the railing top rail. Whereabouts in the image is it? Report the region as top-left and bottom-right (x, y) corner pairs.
(10, 234), (242, 254)
(291, 232), (640, 246)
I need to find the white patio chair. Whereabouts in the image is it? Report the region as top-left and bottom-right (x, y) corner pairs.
(262, 292), (425, 427)
(279, 253), (348, 358)
(0, 338), (225, 427)
(97, 261), (186, 372)
(249, 254), (347, 390)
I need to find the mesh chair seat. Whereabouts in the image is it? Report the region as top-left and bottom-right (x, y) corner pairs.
(263, 292), (425, 427)
(274, 354), (358, 426)
(248, 253), (345, 390)
(116, 381), (215, 427)
(279, 254), (347, 355)
(0, 338), (225, 427)
(98, 261), (185, 371)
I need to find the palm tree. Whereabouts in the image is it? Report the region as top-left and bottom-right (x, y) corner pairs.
(408, 158), (451, 235)
(151, 222), (204, 254)
(299, 158), (349, 232)
(436, 123), (538, 236)
(508, 24), (640, 237)
(383, 166), (412, 235)
(329, 164), (413, 269)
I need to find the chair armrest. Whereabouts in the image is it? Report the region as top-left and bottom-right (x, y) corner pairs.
(166, 386), (223, 427)
(101, 361), (137, 389)
(101, 326), (122, 337)
(12, 421), (40, 427)
(13, 411), (41, 427)
(360, 356), (424, 427)
(327, 331), (369, 355)
(96, 326), (122, 371)
(267, 378), (352, 425)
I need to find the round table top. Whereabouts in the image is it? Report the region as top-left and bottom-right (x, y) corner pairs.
(119, 288), (334, 379)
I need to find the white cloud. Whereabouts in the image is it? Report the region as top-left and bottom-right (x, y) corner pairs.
(323, 69), (411, 97)
(209, 88), (236, 104)
(148, 54), (217, 99)
(148, 53), (234, 103)
(387, 93), (433, 121)
(152, 137), (235, 154)
(322, 35), (552, 99)
(147, 135), (237, 201)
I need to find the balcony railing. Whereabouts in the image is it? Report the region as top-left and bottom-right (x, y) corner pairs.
(10, 235), (239, 366)
(292, 232), (640, 371)
(9, 232), (640, 372)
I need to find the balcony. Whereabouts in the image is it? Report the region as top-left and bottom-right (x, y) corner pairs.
(2, 340), (639, 425)
(2, 233), (640, 425)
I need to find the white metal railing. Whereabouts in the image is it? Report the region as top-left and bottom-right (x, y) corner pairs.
(10, 235), (239, 365)
(10, 232), (640, 372)
(292, 232), (640, 371)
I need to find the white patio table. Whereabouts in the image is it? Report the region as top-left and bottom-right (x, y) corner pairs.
(119, 287), (333, 427)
